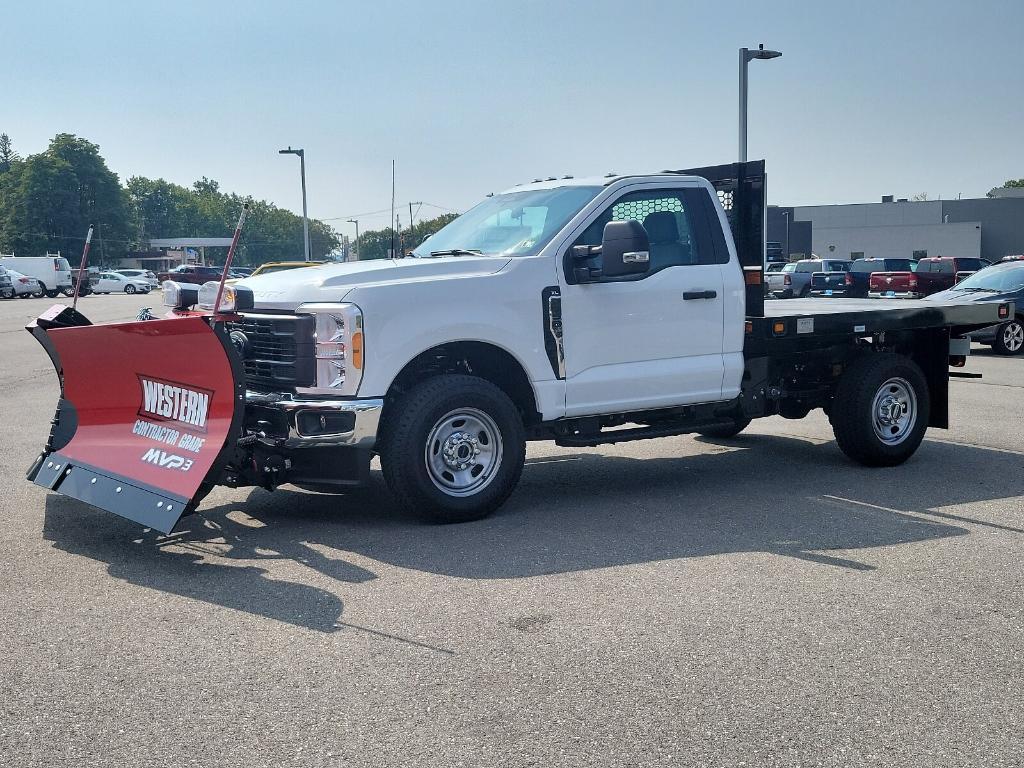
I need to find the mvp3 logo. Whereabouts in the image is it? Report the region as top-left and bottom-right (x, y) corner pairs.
(141, 448), (194, 472)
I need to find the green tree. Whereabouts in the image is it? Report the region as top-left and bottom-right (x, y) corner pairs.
(0, 133), (19, 173)
(987, 179), (1024, 197)
(0, 153), (81, 256)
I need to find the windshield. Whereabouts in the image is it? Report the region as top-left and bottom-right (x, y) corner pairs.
(412, 186), (601, 258)
(953, 264), (1024, 292)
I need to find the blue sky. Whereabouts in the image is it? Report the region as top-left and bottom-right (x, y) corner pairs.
(5, 0), (1023, 239)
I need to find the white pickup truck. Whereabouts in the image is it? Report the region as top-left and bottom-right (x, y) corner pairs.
(27, 162), (1013, 533)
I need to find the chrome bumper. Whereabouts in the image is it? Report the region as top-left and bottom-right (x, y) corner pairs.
(245, 391), (383, 449)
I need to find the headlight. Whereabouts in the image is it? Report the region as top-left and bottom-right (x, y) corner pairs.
(296, 303), (364, 397)
(162, 280), (199, 310)
(197, 281), (254, 312)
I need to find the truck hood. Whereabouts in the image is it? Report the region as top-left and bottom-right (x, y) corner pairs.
(238, 255), (512, 310)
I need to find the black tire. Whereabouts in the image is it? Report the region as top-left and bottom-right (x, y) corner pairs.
(0, 289), (13, 299)
(125, 284), (137, 294)
(61, 287), (75, 297)
(380, 374), (526, 523)
(696, 418), (752, 438)
(45, 289), (59, 298)
(992, 318), (1024, 356)
(33, 285), (46, 298)
(830, 353), (930, 467)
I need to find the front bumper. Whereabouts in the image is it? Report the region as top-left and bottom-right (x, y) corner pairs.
(244, 391), (383, 449)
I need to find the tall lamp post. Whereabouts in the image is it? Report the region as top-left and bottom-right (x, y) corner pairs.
(279, 146), (311, 261)
(738, 44), (782, 162)
(782, 210), (790, 260)
(347, 219), (360, 261)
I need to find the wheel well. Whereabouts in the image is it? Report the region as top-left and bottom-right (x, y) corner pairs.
(385, 341), (540, 425)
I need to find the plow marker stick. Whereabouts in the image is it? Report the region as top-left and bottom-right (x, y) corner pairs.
(71, 225), (94, 311)
(213, 203), (249, 314)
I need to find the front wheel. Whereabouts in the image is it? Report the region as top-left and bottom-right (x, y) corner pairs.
(33, 285), (46, 298)
(61, 287), (75, 297)
(992, 318), (1024, 356)
(830, 354), (930, 467)
(125, 284), (137, 294)
(45, 289), (59, 298)
(380, 374), (526, 523)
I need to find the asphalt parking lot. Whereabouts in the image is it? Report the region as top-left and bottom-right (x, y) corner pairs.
(2, 293), (1022, 767)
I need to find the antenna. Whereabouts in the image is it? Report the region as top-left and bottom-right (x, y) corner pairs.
(390, 159), (396, 259)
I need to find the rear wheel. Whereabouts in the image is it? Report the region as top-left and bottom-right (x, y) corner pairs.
(992, 318), (1024, 356)
(61, 287), (75, 297)
(696, 418), (751, 438)
(1, 289), (12, 299)
(380, 374), (526, 523)
(33, 284), (46, 298)
(830, 353), (929, 466)
(45, 289), (59, 298)
(125, 284), (137, 294)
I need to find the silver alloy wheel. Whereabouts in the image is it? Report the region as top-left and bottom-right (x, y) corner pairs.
(871, 377), (917, 445)
(424, 408), (503, 497)
(1002, 321), (1024, 353)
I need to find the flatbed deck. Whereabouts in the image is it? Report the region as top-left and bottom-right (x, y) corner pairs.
(754, 297), (1008, 336)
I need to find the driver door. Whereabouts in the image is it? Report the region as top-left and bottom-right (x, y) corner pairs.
(557, 184), (728, 417)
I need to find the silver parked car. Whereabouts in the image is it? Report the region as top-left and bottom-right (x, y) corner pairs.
(765, 258), (851, 299)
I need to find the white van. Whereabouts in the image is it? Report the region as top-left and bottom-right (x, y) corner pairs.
(0, 255), (73, 297)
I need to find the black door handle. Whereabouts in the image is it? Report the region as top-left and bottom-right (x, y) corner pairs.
(683, 290), (717, 300)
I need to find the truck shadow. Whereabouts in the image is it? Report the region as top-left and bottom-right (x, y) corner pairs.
(42, 433), (1024, 633)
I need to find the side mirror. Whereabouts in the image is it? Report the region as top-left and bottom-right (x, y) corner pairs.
(600, 220), (650, 278)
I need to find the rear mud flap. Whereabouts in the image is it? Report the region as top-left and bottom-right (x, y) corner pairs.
(27, 305), (245, 533)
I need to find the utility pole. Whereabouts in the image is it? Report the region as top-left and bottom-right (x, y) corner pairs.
(347, 219), (359, 260)
(390, 159), (396, 259)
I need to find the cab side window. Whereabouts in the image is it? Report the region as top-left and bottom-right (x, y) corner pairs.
(573, 189), (709, 274)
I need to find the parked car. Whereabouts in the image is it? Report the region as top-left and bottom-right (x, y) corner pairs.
(913, 257), (991, 296)
(998, 255), (1024, 264)
(869, 270), (921, 299)
(113, 269), (159, 289)
(766, 258), (849, 298)
(927, 261), (1024, 355)
(92, 272), (152, 294)
(830, 258), (918, 298)
(156, 264), (224, 284)
(0, 255), (72, 297)
(0, 268), (13, 299)
(5, 268), (46, 298)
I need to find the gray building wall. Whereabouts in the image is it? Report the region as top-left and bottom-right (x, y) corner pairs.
(789, 197), (1024, 262)
(941, 198), (1024, 260)
(792, 200), (982, 261)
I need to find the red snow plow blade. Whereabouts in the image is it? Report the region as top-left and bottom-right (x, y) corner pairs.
(26, 305), (245, 533)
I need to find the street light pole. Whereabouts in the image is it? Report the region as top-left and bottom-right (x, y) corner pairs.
(738, 44), (782, 162)
(347, 219), (360, 261)
(279, 146), (311, 261)
(783, 210), (790, 259)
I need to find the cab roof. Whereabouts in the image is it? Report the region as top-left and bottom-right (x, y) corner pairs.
(498, 172), (707, 195)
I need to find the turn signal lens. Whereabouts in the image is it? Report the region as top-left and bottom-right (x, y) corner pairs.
(998, 304), (1010, 319)
(351, 331), (363, 369)
(773, 320), (786, 336)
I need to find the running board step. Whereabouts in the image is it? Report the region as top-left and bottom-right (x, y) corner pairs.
(949, 371), (983, 379)
(554, 421), (734, 448)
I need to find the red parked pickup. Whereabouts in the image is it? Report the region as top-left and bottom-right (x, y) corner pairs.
(156, 265), (224, 284)
(870, 256), (991, 298)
